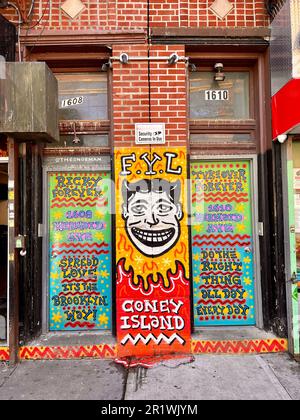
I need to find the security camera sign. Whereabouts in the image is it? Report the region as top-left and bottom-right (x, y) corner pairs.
(135, 123), (165, 145)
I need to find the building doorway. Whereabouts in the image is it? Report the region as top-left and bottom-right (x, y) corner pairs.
(0, 159), (8, 343)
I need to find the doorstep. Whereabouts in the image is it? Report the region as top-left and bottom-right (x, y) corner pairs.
(0, 327), (288, 362)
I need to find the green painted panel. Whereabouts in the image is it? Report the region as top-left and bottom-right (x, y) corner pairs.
(48, 171), (112, 331)
(191, 160), (256, 326)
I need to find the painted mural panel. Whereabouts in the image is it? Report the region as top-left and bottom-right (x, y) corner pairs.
(49, 172), (112, 331)
(115, 147), (191, 357)
(191, 160), (256, 326)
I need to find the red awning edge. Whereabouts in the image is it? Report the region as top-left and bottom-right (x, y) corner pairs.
(272, 78), (300, 141)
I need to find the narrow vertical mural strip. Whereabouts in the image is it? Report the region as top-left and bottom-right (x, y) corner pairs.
(287, 154), (300, 355)
(191, 160), (256, 326)
(115, 147), (191, 357)
(49, 171), (112, 331)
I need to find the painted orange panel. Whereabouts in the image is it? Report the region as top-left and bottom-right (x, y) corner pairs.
(114, 147), (191, 358)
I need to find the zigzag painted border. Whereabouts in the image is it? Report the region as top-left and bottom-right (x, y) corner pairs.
(0, 339), (288, 361)
(0, 347), (9, 361)
(120, 333), (186, 346)
(19, 344), (117, 360)
(191, 339), (288, 354)
(0, 345), (117, 361)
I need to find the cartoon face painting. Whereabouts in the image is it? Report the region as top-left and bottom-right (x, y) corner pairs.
(122, 179), (183, 257)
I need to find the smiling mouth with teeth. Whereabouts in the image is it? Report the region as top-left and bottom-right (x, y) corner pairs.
(131, 227), (175, 247)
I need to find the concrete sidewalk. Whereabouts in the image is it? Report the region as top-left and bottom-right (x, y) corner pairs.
(125, 354), (300, 401)
(0, 359), (126, 400)
(0, 353), (299, 400)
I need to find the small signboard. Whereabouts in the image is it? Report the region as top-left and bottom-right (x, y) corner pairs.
(205, 90), (229, 101)
(61, 96), (84, 108)
(135, 123), (165, 145)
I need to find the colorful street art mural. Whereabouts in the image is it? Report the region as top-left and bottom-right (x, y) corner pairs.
(191, 160), (256, 326)
(115, 147), (191, 357)
(49, 172), (112, 331)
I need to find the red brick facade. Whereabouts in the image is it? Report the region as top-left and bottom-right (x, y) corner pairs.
(2, 0), (269, 30)
(113, 45), (187, 148)
(1, 1), (283, 362)
(1, 1), (270, 152)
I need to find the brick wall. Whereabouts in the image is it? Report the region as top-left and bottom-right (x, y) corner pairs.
(112, 45), (187, 148)
(1, 0), (269, 30)
(1, 1), (269, 148)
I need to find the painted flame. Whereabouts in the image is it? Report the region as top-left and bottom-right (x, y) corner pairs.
(117, 257), (189, 297)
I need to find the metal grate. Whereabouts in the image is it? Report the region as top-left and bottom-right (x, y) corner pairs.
(0, 14), (16, 61)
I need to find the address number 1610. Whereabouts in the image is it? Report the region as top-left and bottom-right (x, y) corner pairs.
(205, 90), (229, 101)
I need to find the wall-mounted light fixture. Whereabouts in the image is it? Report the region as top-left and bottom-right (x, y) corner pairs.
(101, 62), (112, 72)
(214, 63), (225, 82)
(168, 53), (179, 65)
(119, 53), (129, 64)
(189, 63), (197, 72)
(110, 53), (188, 66)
